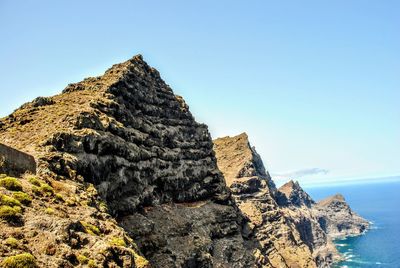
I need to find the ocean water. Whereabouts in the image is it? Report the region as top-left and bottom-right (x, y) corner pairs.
(305, 180), (400, 268)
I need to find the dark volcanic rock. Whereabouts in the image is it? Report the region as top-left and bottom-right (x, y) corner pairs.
(0, 55), (254, 267)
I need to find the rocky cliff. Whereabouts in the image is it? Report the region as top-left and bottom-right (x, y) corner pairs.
(0, 55), (255, 267)
(214, 133), (318, 268)
(0, 55), (369, 268)
(313, 194), (369, 238)
(213, 133), (369, 268)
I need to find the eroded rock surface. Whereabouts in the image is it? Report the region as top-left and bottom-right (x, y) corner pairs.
(214, 133), (317, 268)
(313, 194), (369, 238)
(213, 133), (369, 268)
(0, 56), (254, 267)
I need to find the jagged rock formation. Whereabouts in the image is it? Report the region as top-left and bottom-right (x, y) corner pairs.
(314, 194), (369, 238)
(214, 133), (317, 268)
(277, 181), (314, 208)
(277, 181), (339, 267)
(0, 55), (369, 268)
(0, 55), (256, 267)
(213, 133), (369, 268)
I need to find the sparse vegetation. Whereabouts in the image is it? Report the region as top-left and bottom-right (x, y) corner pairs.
(31, 181), (54, 197)
(0, 253), (37, 268)
(4, 237), (20, 248)
(12, 192), (32, 205)
(54, 193), (64, 202)
(0, 205), (22, 222)
(0, 194), (22, 207)
(88, 259), (97, 268)
(0, 177), (23, 191)
(31, 186), (41, 196)
(109, 237), (126, 247)
(39, 183), (54, 195)
(133, 251), (150, 268)
(77, 254), (89, 264)
(80, 221), (101, 236)
(44, 207), (55, 215)
(27, 177), (41, 187)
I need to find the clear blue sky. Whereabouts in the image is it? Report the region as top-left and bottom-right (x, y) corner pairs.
(1, 1), (399, 186)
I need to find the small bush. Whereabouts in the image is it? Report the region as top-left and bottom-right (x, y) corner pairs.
(31, 186), (41, 196)
(1, 253), (37, 268)
(44, 207), (55, 215)
(4, 237), (19, 248)
(0, 205), (22, 222)
(39, 183), (54, 195)
(54, 193), (64, 202)
(0, 195), (22, 207)
(109, 237), (126, 247)
(12, 192), (32, 205)
(80, 221), (101, 236)
(88, 259), (97, 268)
(77, 254), (88, 264)
(0, 177), (23, 191)
(27, 177), (41, 187)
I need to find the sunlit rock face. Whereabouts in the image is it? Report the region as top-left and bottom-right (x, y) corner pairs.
(313, 194), (369, 238)
(0, 55), (255, 267)
(214, 133), (320, 268)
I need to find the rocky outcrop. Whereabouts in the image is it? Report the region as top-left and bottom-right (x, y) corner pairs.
(0, 55), (369, 268)
(277, 181), (339, 267)
(313, 194), (369, 238)
(213, 133), (369, 268)
(214, 133), (318, 268)
(0, 55), (255, 267)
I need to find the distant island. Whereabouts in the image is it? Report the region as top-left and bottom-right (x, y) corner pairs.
(0, 55), (369, 267)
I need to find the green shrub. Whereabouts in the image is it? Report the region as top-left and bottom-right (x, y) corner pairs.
(80, 221), (101, 236)
(44, 207), (55, 215)
(0, 177), (23, 191)
(1, 253), (37, 268)
(88, 259), (97, 268)
(77, 254), (88, 264)
(54, 193), (64, 202)
(27, 177), (41, 187)
(39, 183), (54, 195)
(4, 237), (19, 249)
(109, 237), (126, 247)
(31, 186), (41, 196)
(0, 195), (22, 207)
(0, 205), (21, 222)
(12, 192), (32, 205)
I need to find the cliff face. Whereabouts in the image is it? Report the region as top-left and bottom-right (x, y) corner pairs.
(213, 133), (369, 268)
(314, 194), (369, 238)
(0, 56), (255, 267)
(0, 55), (369, 268)
(213, 133), (317, 268)
(277, 181), (339, 267)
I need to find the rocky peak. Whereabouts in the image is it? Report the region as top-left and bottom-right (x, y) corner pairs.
(317, 194), (345, 206)
(0, 55), (256, 267)
(278, 180), (315, 208)
(213, 132), (275, 191)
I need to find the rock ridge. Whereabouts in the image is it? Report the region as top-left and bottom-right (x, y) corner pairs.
(213, 133), (369, 267)
(0, 55), (255, 267)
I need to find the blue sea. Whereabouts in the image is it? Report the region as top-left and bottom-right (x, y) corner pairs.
(305, 180), (400, 268)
